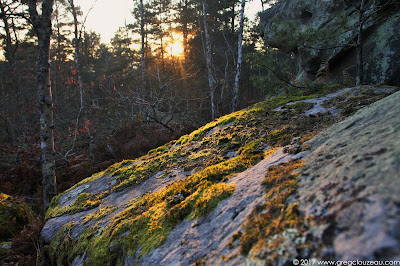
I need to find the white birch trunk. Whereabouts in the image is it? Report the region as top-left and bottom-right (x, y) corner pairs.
(28, 0), (56, 210)
(67, 0), (95, 162)
(232, 0), (246, 112)
(202, 1), (216, 119)
(140, 0), (146, 94)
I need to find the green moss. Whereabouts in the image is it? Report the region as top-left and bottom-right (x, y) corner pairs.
(102, 142), (275, 261)
(266, 126), (293, 146)
(216, 116), (237, 127)
(46, 169), (115, 218)
(105, 160), (134, 174)
(0, 193), (34, 241)
(190, 183), (235, 218)
(184, 148), (226, 171)
(187, 149), (213, 161)
(176, 114), (239, 145)
(44, 222), (100, 265)
(42, 85), (394, 264)
(288, 102), (315, 113)
(111, 182), (235, 258)
(82, 205), (118, 224)
(258, 94), (318, 111)
(46, 193), (101, 219)
(43, 142), (280, 265)
(49, 194), (62, 210)
(237, 138), (267, 157)
(148, 145), (171, 155)
(112, 153), (173, 191)
(239, 160), (308, 263)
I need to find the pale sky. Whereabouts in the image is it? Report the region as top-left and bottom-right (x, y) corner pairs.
(78, 0), (264, 43)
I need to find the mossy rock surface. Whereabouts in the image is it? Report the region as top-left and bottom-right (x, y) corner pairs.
(41, 86), (399, 265)
(0, 193), (34, 241)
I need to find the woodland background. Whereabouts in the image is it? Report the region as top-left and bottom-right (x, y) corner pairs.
(0, 0), (294, 212)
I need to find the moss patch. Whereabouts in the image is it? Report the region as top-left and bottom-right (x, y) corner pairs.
(0, 193), (35, 241)
(43, 143), (280, 265)
(82, 205), (118, 224)
(288, 102), (315, 114)
(42, 86), (398, 264)
(47, 193), (101, 219)
(239, 160), (309, 263)
(46, 90), (336, 221)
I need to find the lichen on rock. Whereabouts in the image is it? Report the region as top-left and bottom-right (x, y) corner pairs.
(40, 86), (399, 265)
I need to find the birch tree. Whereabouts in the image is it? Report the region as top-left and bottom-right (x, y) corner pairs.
(66, 0), (95, 162)
(140, 0), (146, 92)
(202, 0), (216, 119)
(232, 0), (245, 112)
(27, 0), (56, 209)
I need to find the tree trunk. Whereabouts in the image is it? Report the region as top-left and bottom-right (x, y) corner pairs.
(28, 0), (56, 210)
(181, 0), (188, 61)
(68, 0), (95, 162)
(232, 0), (246, 112)
(0, 2), (16, 70)
(1, 1), (20, 145)
(202, 1), (216, 119)
(140, 0), (146, 94)
(231, 2), (235, 38)
(356, 0), (366, 85)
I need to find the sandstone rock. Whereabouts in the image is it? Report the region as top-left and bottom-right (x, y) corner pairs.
(297, 90), (400, 260)
(40, 87), (399, 265)
(260, 0), (400, 85)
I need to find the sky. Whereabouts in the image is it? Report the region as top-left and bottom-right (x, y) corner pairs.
(78, 0), (264, 43)
(0, 1), (263, 60)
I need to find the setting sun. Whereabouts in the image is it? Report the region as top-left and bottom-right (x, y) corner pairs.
(166, 32), (184, 58)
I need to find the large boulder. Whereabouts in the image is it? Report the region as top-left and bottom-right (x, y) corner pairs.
(260, 0), (400, 85)
(40, 86), (399, 265)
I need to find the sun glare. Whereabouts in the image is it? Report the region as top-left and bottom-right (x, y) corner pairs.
(166, 32), (184, 58)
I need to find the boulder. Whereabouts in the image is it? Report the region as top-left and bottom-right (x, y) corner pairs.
(260, 0), (400, 85)
(40, 86), (399, 265)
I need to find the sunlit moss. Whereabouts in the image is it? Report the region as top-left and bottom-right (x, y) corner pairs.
(191, 183), (236, 218)
(44, 139), (280, 264)
(266, 126), (293, 146)
(176, 114), (239, 145)
(82, 205), (117, 224)
(46, 169), (114, 216)
(251, 94), (318, 113)
(46, 193), (101, 219)
(45, 86), (365, 264)
(239, 159), (307, 262)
